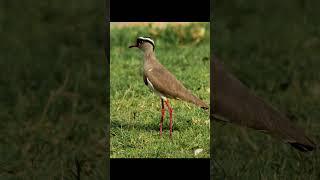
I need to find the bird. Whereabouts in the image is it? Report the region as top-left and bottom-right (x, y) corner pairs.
(212, 56), (316, 152)
(129, 36), (208, 138)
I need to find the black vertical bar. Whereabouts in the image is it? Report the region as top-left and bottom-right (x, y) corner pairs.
(210, 0), (214, 179)
(105, 0), (110, 179)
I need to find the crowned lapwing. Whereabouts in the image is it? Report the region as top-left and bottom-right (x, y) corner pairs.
(212, 56), (316, 152)
(129, 37), (208, 138)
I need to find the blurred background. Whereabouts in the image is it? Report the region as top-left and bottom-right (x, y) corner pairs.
(0, 1), (106, 178)
(110, 22), (210, 158)
(213, 0), (320, 179)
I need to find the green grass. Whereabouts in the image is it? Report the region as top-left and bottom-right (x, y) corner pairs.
(213, 0), (320, 179)
(110, 23), (210, 158)
(0, 1), (106, 179)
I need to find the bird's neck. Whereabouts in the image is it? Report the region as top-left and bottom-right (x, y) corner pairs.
(143, 50), (156, 63)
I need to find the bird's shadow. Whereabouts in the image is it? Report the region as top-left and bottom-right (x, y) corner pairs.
(111, 118), (186, 132)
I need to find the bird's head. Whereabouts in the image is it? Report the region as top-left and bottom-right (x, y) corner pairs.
(129, 36), (155, 52)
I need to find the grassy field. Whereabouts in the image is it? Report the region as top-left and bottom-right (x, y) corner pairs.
(213, 0), (320, 179)
(110, 23), (210, 158)
(0, 1), (107, 179)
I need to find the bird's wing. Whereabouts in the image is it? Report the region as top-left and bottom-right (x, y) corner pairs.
(145, 63), (187, 99)
(145, 61), (209, 109)
(213, 57), (316, 151)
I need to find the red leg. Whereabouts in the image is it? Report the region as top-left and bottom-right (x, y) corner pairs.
(165, 99), (173, 138)
(160, 99), (165, 137)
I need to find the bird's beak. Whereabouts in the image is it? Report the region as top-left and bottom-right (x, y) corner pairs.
(129, 44), (137, 48)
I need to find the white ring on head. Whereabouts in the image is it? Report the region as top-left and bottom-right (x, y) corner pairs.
(138, 37), (155, 47)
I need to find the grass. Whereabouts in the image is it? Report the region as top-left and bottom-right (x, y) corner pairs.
(110, 23), (210, 158)
(213, 0), (320, 179)
(0, 1), (107, 179)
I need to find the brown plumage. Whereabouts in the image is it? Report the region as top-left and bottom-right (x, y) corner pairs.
(212, 56), (316, 152)
(143, 53), (208, 109)
(129, 37), (208, 137)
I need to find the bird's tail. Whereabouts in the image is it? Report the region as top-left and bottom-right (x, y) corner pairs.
(213, 56), (316, 152)
(288, 139), (316, 152)
(278, 121), (316, 152)
(178, 91), (209, 110)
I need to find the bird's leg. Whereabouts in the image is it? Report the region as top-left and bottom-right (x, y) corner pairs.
(165, 99), (173, 138)
(160, 99), (165, 137)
